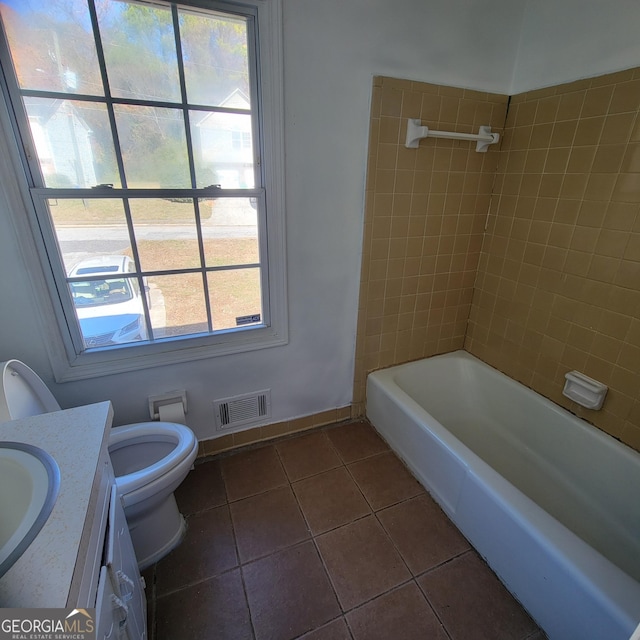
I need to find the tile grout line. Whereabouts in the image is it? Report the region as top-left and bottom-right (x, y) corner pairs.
(146, 564), (157, 640)
(218, 459), (258, 640)
(287, 425), (449, 621)
(298, 456), (422, 622)
(244, 439), (347, 638)
(295, 425), (472, 639)
(293, 445), (354, 619)
(281, 437), (414, 622)
(154, 562), (240, 600)
(368, 499), (456, 637)
(291, 615), (354, 640)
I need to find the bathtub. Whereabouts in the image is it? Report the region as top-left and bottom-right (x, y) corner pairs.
(366, 350), (640, 640)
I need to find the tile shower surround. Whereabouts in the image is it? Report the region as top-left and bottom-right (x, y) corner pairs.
(354, 76), (508, 412)
(354, 70), (640, 453)
(144, 421), (545, 640)
(467, 68), (640, 450)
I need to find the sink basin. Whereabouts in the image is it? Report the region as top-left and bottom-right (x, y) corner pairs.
(0, 442), (60, 577)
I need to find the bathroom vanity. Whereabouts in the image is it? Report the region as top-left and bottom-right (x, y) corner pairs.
(0, 402), (147, 639)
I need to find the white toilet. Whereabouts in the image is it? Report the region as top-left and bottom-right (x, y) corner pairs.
(0, 359), (198, 569)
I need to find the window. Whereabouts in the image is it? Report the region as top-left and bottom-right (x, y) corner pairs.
(231, 130), (252, 150)
(0, 0), (286, 380)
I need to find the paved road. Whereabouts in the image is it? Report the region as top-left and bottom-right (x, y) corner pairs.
(57, 223), (257, 242)
(57, 224), (257, 267)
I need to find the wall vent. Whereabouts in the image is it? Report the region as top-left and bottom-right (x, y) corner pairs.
(214, 390), (271, 430)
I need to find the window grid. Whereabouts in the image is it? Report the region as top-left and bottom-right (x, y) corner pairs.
(1, 0), (268, 353)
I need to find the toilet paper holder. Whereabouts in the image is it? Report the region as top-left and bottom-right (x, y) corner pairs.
(149, 390), (188, 421)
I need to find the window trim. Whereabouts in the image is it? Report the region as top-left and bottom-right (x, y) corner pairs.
(0, 0), (287, 382)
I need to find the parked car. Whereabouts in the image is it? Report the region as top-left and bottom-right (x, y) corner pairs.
(69, 255), (148, 348)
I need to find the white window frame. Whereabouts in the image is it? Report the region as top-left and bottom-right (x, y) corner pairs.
(0, 0), (286, 382)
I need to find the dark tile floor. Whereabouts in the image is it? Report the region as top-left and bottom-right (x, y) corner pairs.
(144, 420), (546, 640)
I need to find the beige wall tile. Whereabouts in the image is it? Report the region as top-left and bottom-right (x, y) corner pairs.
(467, 67), (640, 452)
(355, 69), (640, 452)
(353, 77), (506, 412)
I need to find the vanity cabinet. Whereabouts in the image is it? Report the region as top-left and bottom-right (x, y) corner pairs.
(96, 566), (124, 640)
(0, 401), (146, 639)
(96, 484), (147, 640)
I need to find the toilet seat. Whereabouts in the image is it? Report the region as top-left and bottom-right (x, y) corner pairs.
(109, 421), (198, 497)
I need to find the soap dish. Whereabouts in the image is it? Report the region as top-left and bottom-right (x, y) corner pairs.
(562, 371), (608, 410)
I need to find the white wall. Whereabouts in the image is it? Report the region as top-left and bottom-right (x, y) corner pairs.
(511, 0), (640, 94)
(5, 0), (640, 442)
(0, 0), (525, 440)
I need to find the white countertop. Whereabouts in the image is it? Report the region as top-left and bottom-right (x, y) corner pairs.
(0, 402), (113, 608)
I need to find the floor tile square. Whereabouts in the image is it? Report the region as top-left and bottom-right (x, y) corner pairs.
(221, 445), (288, 501)
(230, 486), (309, 562)
(293, 467), (371, 534)
(155, 504), (237, 596)
(175, 458), (226, 515)
(243, 541), (341, 640)
(276, 431), (342, 481)
(155, 569), (252, 640)
(348, 450), (423, 510)
(326, 420), (389, 463)
(316, 515), (410, 611)
(377, 494), (470, 574)
(346, 582), (448, 640)
(418, 552), (539, 640)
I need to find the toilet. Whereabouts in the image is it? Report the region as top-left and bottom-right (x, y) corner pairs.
(0, 359), (198, 569)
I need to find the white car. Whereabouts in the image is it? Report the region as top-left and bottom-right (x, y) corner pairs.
(69, 255), (148, 348)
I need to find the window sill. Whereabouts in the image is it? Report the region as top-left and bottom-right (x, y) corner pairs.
(52, 325), (288, 382)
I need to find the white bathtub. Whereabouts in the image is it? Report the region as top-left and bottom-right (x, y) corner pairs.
(366, 350), (640, 640)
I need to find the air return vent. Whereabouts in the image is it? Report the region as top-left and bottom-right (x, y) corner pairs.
(213, 390), (271, 430)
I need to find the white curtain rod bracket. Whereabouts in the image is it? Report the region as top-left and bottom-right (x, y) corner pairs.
(405, 118), (499, 152)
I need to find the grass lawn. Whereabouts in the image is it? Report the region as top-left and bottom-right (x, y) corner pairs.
(48, 197), (215, 224)
(130, 239), (262, 334)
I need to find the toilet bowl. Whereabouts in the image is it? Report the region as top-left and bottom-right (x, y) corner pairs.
(0, 359), (198, 569)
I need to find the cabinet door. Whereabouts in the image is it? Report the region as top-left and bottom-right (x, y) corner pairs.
(95, 565), (129, 640)
(106, 486), (147, 640)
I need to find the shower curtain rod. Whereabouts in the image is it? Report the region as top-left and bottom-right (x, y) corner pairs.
(405, 118), (499, 152)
